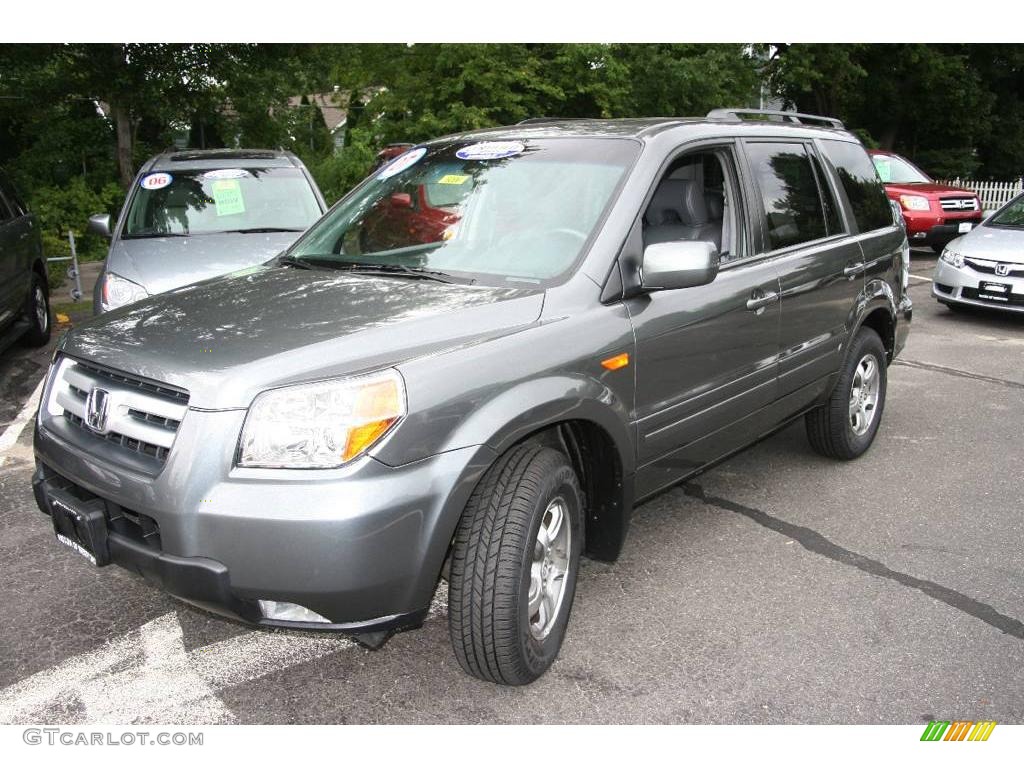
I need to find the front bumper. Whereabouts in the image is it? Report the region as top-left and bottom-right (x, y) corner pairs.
(932, 260), (1024, 313)
(903, 215), (982, 246)
(33, 407), (492, 633)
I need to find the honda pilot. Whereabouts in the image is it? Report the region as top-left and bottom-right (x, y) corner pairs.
(33, 110), (912, 685)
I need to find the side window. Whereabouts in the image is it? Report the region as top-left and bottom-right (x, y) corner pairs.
(810, 153), (844, 236)
(744, 142), (829, 251)
(642, 147), (745, 264)
(820, 140), (893, 233)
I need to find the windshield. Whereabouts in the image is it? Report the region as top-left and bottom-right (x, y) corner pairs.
(287, 138), (638, 284)
(871, 154), (931, 184)
(989, 195), (1024, 228)
(123, 167), (321, 238)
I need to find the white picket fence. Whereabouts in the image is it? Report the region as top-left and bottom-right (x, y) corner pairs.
(938, 178), (1023, 213)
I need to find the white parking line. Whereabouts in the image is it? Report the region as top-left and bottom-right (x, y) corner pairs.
(0, 375), (45, 463)
(0, 583), (449, 724)
(908, 274), (933, 283)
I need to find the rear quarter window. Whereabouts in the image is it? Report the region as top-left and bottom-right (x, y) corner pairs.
(821, 141), (893, 233)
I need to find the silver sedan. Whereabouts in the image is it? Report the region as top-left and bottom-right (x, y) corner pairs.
(933, 192), (1024, 313)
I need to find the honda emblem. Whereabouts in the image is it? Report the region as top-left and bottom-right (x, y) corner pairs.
(84, 388), (110, 433)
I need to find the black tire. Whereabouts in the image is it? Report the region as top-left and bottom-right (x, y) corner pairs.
(21, 271), (51, 347)
(448, 443), (583, 685)
(805, 327), (887, 460)
(931, 244), (945, 255)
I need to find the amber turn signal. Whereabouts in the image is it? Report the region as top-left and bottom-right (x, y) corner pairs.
(600, 353), (630, 371)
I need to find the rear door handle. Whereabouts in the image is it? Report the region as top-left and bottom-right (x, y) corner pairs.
(746, 290), (780, 313)
(844, 262), (866, 278)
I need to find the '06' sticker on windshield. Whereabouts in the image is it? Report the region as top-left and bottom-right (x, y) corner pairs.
(378, 147), (427, 180)
(139, 172), (172, 190)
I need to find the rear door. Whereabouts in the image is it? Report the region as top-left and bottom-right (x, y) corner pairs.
(818, 139), (907, 317)
(741, 140), (865, 413)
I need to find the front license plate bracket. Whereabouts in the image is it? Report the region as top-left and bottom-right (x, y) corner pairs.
(49, 490), (111, 566)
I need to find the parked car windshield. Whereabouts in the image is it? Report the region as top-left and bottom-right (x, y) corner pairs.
(988, 195), (1024, 227)
(287, 138), (639, 284)
(123, 167), (321, 238)
(871, 154), (931, 184)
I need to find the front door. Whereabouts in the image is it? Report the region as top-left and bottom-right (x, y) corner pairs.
(627, 145), (781, 499)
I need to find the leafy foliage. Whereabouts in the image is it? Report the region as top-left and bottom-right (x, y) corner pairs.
(2, 41), (1022, 249)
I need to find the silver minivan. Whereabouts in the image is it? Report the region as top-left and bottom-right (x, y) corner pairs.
(88, 149), (326, 313)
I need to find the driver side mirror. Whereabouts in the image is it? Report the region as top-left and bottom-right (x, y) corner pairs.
(641, 240), (720, 291)
(87, 213), (112, 239)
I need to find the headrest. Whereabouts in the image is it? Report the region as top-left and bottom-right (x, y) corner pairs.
(645, 178), (709, 227)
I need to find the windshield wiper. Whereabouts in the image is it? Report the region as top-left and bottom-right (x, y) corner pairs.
(222, 227), (306, 234)
(335, 263), (474, 285)
(276, 255), (314, 270)
(122, 231), (189, 239)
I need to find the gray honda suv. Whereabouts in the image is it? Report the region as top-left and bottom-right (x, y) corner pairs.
(33, 110), (912, 685)
(87, 148), (326, 313)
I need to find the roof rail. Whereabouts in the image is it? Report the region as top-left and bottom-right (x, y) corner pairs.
(516, 117), (576, 125)
(706, 108), (845, 130)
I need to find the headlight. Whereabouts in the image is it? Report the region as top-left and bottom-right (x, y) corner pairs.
(899, 195), (931, 212)
(238, 369), (406, 468)
(101, 272), (149, 311)
(941, 248), (965, 268)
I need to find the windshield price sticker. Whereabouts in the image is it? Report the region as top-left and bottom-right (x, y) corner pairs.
(438, 174), (471, 185)
(212, 179), (246, 217)
(204, 168), (249, 180)
(140, 172), (173, 190)
(378, 147), (427, 180)
(455, 141), (524, 161)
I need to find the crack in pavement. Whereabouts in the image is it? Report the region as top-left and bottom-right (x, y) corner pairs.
(894, 358), (1024, 390)
(683, 482), (1024, 642)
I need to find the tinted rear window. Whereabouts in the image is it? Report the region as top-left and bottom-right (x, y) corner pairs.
(745, 142), (829, 251)
(821, 141), (893, 233)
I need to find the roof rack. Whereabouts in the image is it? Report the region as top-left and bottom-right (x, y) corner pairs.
(706, 108), (845, 130)
(516, 117), (577, 125)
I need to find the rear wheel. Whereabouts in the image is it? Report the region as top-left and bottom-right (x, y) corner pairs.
(806, 327), (887, 460)
(448, 443), (583, 685)
(21, 272), (51, 347)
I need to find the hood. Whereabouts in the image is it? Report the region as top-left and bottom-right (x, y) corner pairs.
(949, 224), (1024, 264)
(61, 266), (544, 409)
(107, 231), (302, 295)
(883, 182), (977, 198)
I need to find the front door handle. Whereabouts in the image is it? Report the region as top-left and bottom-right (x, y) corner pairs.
(746, 290), (780, 313)
(844, 262), (866, 279)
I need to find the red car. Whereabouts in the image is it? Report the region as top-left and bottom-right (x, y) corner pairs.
(869, 150), (982, 253)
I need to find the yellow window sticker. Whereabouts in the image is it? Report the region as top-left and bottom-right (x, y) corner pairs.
(212, 179), (245, 217)
(437, 174), (471, 185)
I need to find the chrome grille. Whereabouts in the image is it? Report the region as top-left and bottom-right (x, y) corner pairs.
(46, 357), (189, 465)
(939, 196), (979, 212)
(964, 257), (1024, 277)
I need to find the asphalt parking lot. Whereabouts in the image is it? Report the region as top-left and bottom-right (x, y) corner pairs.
(1, 250), (1022, 725)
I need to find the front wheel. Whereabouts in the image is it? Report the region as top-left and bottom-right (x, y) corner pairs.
(448, 443), (583, 685)
(21, 272), (51, 347)
(806, 327), (887, 460)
